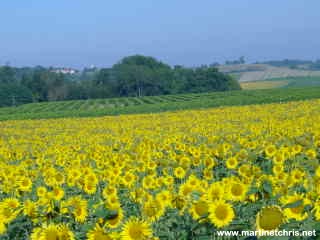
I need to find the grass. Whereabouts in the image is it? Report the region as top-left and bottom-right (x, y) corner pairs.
(1, 87), (320, 121)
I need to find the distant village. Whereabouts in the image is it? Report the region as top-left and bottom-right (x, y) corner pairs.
(49, 65), (97, 74)
(50, 67), (79, 75)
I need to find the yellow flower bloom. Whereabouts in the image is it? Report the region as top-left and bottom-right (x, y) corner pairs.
(121, 217), (152, 240)
(208, 200), (235, 228)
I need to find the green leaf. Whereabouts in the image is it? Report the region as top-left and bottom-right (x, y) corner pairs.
(247, 186), (259, 195)
(262, 180), (272, 195)
(283, 200), (303, 209)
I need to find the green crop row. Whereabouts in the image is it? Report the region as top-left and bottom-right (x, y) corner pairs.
(0, 87), (320, 121)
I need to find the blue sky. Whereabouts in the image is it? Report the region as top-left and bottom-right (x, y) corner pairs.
(0, 0), (319, 68)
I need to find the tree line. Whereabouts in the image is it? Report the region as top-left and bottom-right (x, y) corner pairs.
(0, 55), (241, 107)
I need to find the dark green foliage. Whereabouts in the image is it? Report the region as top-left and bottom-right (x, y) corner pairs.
(95, 55), (240, 97)
(0, 66), (16, 83)
(0, 83), (33, 107)
(0, 55), (240, 107)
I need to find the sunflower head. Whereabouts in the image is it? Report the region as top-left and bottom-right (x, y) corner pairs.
(208, 200), (235, 228)
(190, 200), (209, 221)
(256, 206), (284, 231)
(121, 217), (152, 240)
(87, 224), (112, 240)
(226, 181), (248, 202)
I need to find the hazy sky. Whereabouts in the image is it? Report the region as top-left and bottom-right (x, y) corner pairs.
(0, 0), (319, 68)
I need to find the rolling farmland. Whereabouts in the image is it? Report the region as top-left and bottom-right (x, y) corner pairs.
(241, 76), (320, 90)
(219, 64), (320, 82)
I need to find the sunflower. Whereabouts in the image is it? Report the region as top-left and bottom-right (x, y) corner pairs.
(58, 224), (75, 240)
(192, 157), (201, 166)
(208, 200), (234, 228)
(174, 167), (186, 179)
(102, 185), (118, 199)
(179, 156), (191, 168)
(74, 204), (88, 223)
(163, 176), (174, 186)
(290, 169), (305, 184)
(272, 164), (284, 175)
(206, 182), (224, 201)
(171, 195), (187, 212)
(186, 175), (200, 189)
(226, 181), (248, 202)
(68, 169), (82, 180)
(33, 223), (74, 240)
(30, 227), (42, 240)
(39, 224), (60, 240)
(106, 194), (121, 210)
(281, 193), (309, 221)
(52, 187), (64, 201)
(291, 144), (302, 155)
(203, 156), (215, 168)
(87, 224), (112, 240)
(178, 183), (193, 199)
(83, 183), (97, 195)
(122, 172), (136, 187)
(226, 157), (238, 169)
(147, 161), (157, 170)
(18, 177), (33, 192)
(156, 190), (172, 208)
(66, 196), (88, 223)
(273, 153), (285, 165)
(54, 172), (65, 185)
(84, 172), (98, 185)
(142, 176), (156, 190)
(315, 166), (320, 178)
(106, 207), (124, 229)
(256, 206), (284, 231)
(1, 198), (20, 209)
(190, 199), (209, 220)
(37, 186), (47, 198)
(23, 200), (37, 218)
(0, 221), (6, 235)
(203, 168), (213, 180)
(305, 149), (317, 159)
(238, 164), (252, 179)
(312, 201), (320, 221)
(265, 145), (277, 158)
(121, 217), (152, 240)
(0, 198), (20, 224)
(141, 197), (165, 222)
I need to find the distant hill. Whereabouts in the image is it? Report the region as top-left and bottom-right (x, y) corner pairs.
(240, 76), (320, 90)
(218, 64), (320, 82)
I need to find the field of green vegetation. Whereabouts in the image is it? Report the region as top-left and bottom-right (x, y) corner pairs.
(1, 87), (320, 121)
(241, 76), (320, 89)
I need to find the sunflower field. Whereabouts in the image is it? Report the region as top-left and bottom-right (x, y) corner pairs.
(0, 99), (320, 239)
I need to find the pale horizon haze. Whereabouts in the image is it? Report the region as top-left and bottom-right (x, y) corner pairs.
(0, 0), (319, 69)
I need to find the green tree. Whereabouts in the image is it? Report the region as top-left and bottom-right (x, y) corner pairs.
(0, 66), (16, 84)
(0, 83), (33, 107)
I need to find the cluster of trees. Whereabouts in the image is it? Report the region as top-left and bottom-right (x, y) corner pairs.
(225, 56), (246, 65)
(0, 55), (241, 107)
